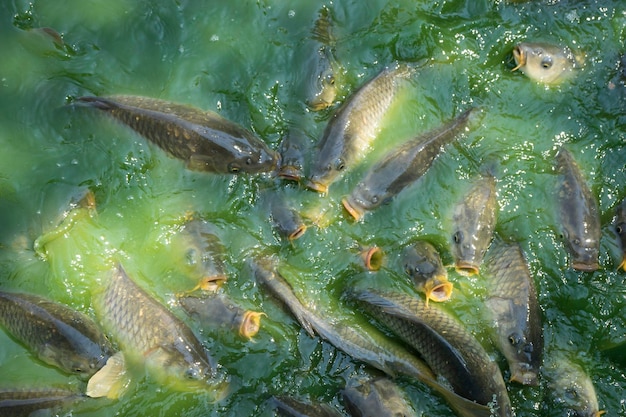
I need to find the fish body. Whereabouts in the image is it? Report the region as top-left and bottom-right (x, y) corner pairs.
(342, 108), (475, 220)
(544, 353), (604, 417)
(251, 258), (493, 417)
(306, 63), (414, 193)
(0, 387), (84, 417)
(401, 241), (453, 303)
(342, 377), (417, 417)
(555, 147), (600, 271)
(94, 263), (215, 389)
(512, 42), (580, 84)
(272, 396), (343, 417)
(350, 288), (512, 416)
(483, 238), (543, 385)
(450, 174), (498, 275)
(178, 293), (263, 339)
(0, 291), (113, 378)
(77, 95), (278, 174)
(277, 128), (308, 181)
(305, 6), (339, 111)
(614, 198), (626, 270)
(172, 217), (228, 291)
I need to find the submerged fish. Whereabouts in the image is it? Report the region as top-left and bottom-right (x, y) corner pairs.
(544, 353), (605, 417)
(0, 291), (113, 378)
(0, 387), (84, 417)
(76, 95), (278, 174)
(342, 377), (418, 417)
(342, 108), (476, 221)
(614, 198), (626, 271)
(483, 238), (543, 385)
(450, 173), (498, 275)
(178, 293), (264, 339)
(512, 42), (581, 84)
(306, 63), (415, 193)
(171, 216), (228, 291)
(270, 195), (307, 241)
(251, 257), (494, 417)
(555, 147), (600, 271)
(350, 288), (512, 417)
(271, 396), (343, 417)
(277, 128), (308, 181)
(401, 240), (453, 304)
(306, 6), (339, 111)
(93, 263), (216, 390)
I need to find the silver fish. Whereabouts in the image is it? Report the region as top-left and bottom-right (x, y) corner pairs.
(512, 42), (581, 84)
(342, 377), (418, 417)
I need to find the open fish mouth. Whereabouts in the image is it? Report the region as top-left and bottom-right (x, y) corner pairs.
(238, 311), (266, 339)
(423, 278), (453, 305)
(571, 260), (600, 272)
(305, 179), (328, 194)
(360, 246), (384, 271)
(195, 275), (229, 292)
(454, 262), (479, 276)
(288, 225), (307, 241)
(510, 367), (538, 386)
(511, 45), (525, 71)
(341, 197), (364, 221)
(276, 166), (302, 182)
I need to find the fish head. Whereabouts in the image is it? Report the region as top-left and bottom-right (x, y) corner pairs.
(42, 340), (111, 378)
(512, 42), (578, 84)
(306, 46), (337, 111)
(306, 150), (348, 193)
(402, 242), (443, 281)
(238, 311), (265, 339)
(505, 332), (539, 385)
(422, 277), (453, 304)
(146, 345), (214, 389)
(277, 130), (306, 181)
(342, 183), (390, 221)
(359, 246), (384, 271)
(562, 231), (600, 271)
(451, 230), (482, 276)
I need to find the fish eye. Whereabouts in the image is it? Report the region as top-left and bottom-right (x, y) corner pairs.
(453, 231), (463, 244)
(335, 158), (345, 171)
(228, 163), (241, 173)
(184, 368), (199, 380)
(617, 224), (624, 234)
(371, 195), (379, 204)
(541, 56), (553, 69)
(245, 157), (252, 165)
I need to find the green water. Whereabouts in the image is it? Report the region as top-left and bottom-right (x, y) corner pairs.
(0, 0), (625, 415)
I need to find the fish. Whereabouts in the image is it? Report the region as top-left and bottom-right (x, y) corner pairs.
(76, 95), (279, 174)
(306, 63), (415, 193)
(555, 147), (601, 271)
(483, 237), (543, 385)
(0, 291), (114, 378)
(171, 216), (228, 292)
(450, 173), (497, 276)
(342, 108), (477, 221)
(401, 240), (453, 304)
(178, 293), (264, 339)
(271, 396), (343, 417)
(342, 377), (418, 417)
(305, 6), (339, 111)
(270, 195), (308, 241)
(93, 263), (217, 390)
(349, 288), (512, 417)
(277, 128), (308, 181)
(251, 257), (494, 417)
(512, 42), (581, 84)
(614, 198), (626, 271)
(86, 351), (130, 399)
(543, 352), (605, 417)
(0, 387), (84, 417)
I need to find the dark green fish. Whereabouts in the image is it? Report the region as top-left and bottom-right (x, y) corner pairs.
(543, 352), (604, 417)
(342, 108), (476, 221)
(76, 95), (278, 174)
(512, 42), (581, 84)
(342, 377), (417, 417)
(555, 147), (600, 271)
(483, 238), (543, 385)
(277, 128), (308, 181)
(272, 396), (343, 417)
(450, 173), (498, 276)
(0, 291), (114, 378)
(178, 293), (264, 339)
(614, 198), (626, 271)
(350, 288), (512, 417)
(305, 6), (339, 111)
(0, 387), (84, 417)
(171, 216), (228, 291)
(306, 63), (415, 193)
(93, 263), (216, 390)
(251, 257), (494, 417)
(270, 195), (307, 241)
(401, 240), (453, 304)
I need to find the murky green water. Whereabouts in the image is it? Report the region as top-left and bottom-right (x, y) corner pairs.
(0, 0), (625, 416)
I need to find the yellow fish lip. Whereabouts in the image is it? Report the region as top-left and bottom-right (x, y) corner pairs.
(509, 368), (538, 386)
(276, 167), (302, 182)
(288, 225), (307, 241)
(191, 275), (228, 292)
(360, 246), (384, 271)
(341, 197), (364, 221)
(511, 45), (525, 72)
(304, 179), (328, 194)
(423, 278), (453, 304)
(619, 255), (626, 272)
(454, 262), (479, 276)
(238, 311), (266, 339)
